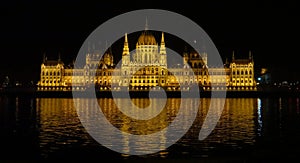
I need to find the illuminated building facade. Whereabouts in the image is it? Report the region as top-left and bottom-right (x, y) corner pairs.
(37, 30), (256, 91)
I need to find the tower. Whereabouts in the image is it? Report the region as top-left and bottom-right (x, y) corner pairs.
(122, 33), (130, 66)
(104, 48), (114, 66)
(160, 32), (167, 67)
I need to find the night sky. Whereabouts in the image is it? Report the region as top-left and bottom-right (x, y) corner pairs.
(0, 0), (299, 84)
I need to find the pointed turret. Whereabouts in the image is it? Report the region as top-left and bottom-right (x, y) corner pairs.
(43, 52), (47, 63)
(224, 57), (229, 67)
(122, 33), (130, 66)
(160, 32), (166, 55)
(104, 46), (114, 66)
(159, 32), (167, 67)
(232, 50), (235, 61)
(249, 50), (252, 60)
(58, 52), (61, 62)
(122, 33), (130, 56)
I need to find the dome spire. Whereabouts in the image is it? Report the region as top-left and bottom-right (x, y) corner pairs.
(145, 17), (148, 31)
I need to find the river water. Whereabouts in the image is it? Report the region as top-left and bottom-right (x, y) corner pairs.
(1, 97), (300, 162)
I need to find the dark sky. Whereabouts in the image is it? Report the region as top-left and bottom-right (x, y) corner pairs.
(0, 0), (299, 83)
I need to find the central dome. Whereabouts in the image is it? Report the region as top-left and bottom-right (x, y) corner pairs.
(137, 31), (157, 45)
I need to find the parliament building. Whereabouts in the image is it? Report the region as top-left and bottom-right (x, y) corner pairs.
(37, 30), (256, 91)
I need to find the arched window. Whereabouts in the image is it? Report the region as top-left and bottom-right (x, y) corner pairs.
(249, 70), (252, 75)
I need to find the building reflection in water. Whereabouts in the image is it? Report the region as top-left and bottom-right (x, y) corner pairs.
(36, 97), (258, 157)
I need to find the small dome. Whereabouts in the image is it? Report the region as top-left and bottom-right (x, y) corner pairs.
(137, 31), (157, 45)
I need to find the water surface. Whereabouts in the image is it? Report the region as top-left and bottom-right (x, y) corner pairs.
(1, 97), (300, 161)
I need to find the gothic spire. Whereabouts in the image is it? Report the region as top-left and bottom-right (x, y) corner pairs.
(58, 52), (61, 62)
(122, 33), (129, 56)
(249, 50), (252, 60)
(160, 32), (166, 55)
(43, 52), (47, 63)
(161, 32), (165, 44)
